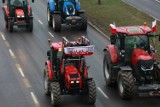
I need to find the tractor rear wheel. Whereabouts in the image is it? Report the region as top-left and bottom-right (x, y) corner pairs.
(50, 82), (61, 106)
(117, 71), (135, 100)
(52, 14), (61, 32)
(79, 13), (87, 31)
(86, 79), (96, 104)
(47, 6), (52, 26)
(8, 19), (13, 32)
(44, 66), (50, 95)
(103, 51), (115, 86)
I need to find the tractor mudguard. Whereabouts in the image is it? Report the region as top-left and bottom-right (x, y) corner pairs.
(45, 60), (54, 80)
(78, 10), (85, 14)
(48, 0), (55, 13)
(3, 6), (9, 17)
(104, 45), (119, 63)
(120, 66), (132, 71)
(75, 0), (80, 11)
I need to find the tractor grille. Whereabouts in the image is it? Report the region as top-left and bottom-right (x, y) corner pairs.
(71, 83), (80, 89)
(139, 59), (154, 69)
(70, 74), (79, 78)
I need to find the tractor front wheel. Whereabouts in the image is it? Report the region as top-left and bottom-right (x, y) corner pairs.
(79, 13), (87, 31)
(44, 66), (50, 95)
(103, 51), (115, 86)
(117, 71), (135, 100)
(52, 14), (61, 32)
(85, 79), (96, 104)
(50, 82), (61, 106)
(47, 6), (52, 26)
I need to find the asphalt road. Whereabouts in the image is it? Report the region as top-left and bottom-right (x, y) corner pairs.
(0, 0), (160, 107)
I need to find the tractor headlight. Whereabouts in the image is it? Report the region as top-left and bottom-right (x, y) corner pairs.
(21, 15), (24, 18)
(17, 15), (20, 18)
(71, 81), (74, 84)
(72, 9), (75, 15)
(120, 50), (125, 58)
(76, 81), (79, 83)
(141, 65), (153, 71)
(66, 9), (69, 15)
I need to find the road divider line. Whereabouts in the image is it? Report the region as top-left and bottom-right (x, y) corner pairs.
(30, 92), (39, 105)
(97, 87), (109, 99)
(9, 49), (16, 58)
(23, 78), (31, 88)
(15, 64), (25, 78)
(5, 41), (10, 48)
(38, 20), (43, 25)
(0, 32), (6, 41)
(48, 32), (54, 38)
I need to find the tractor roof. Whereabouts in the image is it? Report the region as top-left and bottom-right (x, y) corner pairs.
(115, 26), (152, 35)
(50, 42), (62, 51)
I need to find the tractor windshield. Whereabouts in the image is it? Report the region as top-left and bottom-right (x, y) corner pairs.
(125, 35), (149, 62)
(10, 0), (28, 7)
(125, 35), (149, 51)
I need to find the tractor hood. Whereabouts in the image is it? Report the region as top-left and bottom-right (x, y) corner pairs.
(65, 65), (78, 74)
(131, 48), (153, 68)
(15, 9), (24, 17)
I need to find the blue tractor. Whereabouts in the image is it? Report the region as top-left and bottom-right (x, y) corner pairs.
(47, 0), (87, 32)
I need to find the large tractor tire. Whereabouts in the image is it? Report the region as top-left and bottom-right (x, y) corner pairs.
(47, 6), (52, 26)
(85, 79), (96, 104)
(79, 13), (87, 31)
(8, 19), (13, 32)
(28, 19), (33, 32)
(103, 51), (116, 86)
(50, 82), (61, 106)
(52, 14), (61, 32)
(117, 71), (135, 100)
(44, 66), (50, 95)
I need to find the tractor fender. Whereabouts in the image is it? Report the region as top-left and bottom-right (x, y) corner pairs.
(104, 45), (119, 63)
(3, 6), (9, 17)
(48, 0), (55, 13)
(75, 0), (80, 11)
(45, 60), (54, 80)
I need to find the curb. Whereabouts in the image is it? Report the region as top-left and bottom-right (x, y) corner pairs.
(88, 21), (110, 40)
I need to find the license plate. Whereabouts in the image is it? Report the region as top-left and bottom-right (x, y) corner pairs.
(149, 91), (160, 96)
(72, 19), (76, 23)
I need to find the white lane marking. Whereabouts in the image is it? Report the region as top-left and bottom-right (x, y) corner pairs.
(49, 32), (54, 38)
(16, 64), (25, 77)
(155, 0), (160, 3)
(0, 32), (6, 41)
(30, 92), (39, 105)
(5, 41), (10, 48)
(97, 87), (109, 99)
(23, 78), (31, 88)
(9, 49), (16, 58)
(38, 20), (43, 25)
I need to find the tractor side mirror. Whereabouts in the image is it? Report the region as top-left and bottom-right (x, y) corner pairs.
(32, 0), (34, 3)
(47, 50), (50, 56)
(2, 0), (5, 3)
(159, 34), (160, 41)
(110, 35), (116, 44)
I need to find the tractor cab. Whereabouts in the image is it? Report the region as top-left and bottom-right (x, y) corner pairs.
(110, 26), (154, 63)
(44, 36), (96, 105)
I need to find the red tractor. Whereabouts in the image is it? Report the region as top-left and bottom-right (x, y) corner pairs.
(44, 36), (96, 106)
(2, 0), (34, 32)
(103, 24), (160, 99)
